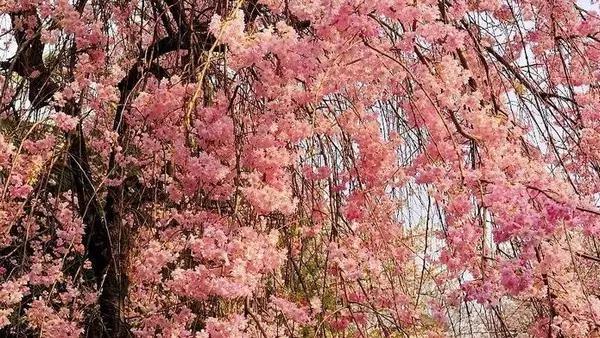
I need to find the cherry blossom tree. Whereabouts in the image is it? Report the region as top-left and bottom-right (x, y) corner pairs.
(1, 0), (600, 336)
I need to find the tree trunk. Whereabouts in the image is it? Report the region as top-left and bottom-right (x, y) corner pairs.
(67, 114), (130, 337)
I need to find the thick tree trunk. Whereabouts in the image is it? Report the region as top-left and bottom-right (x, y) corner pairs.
(67, 115), (130, 337)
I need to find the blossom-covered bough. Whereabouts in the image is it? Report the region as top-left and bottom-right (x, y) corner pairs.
(1, 0), (600, 336)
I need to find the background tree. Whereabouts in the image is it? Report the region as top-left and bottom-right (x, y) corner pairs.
(1, 0), (600, 336)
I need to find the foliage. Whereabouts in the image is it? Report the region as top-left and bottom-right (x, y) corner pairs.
(1, 0), (600, 336)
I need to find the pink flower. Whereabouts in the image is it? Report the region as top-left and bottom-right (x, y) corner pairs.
(270, 296), (311, 324)
(52, 112), (78, 132)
